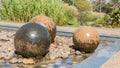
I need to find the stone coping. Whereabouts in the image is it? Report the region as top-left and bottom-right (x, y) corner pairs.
(0, 22), (120, 36)
(0, 22), (120, 41)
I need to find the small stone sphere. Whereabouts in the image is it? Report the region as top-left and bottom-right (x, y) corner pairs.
(29, 14), (56, 43)
(73, 26), (100, 52)
(14, 22), (51, 57)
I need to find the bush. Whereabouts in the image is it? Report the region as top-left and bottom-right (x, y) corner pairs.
(74, 0), (96, 25)
(104, 14), (112, 24)
(75, 0), (91, 12)
(92, 16), (105, 27)
(110, 8), (120, 25)
(78, 12), (98, 25)
(102, 3), (114, 14)
(62, 0), (74, 5)
(104, 8), (120, 27)
(0, 0), (76, 25)
(92, 7), (120, 28)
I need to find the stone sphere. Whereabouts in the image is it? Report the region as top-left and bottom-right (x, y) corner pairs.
(73, 26), (100, 52)
(29, 14), (56, 43)
(14, 22), (51, 57)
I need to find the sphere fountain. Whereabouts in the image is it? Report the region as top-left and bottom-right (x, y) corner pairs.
(73, 26), (100, 52)
(29, 14), (56, 43)
(14, 22), (51, 58)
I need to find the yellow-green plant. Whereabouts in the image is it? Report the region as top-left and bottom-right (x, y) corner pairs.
(1, 0), (76, 25)
(75, 0), (95, 25)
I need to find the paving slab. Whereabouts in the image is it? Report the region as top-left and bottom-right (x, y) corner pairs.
(101, 51), (120, 68)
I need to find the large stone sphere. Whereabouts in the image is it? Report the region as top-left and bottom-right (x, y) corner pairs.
(14, 22), (51, 57)
(73, 26), (100, 52)
(29, 14), (56, 43)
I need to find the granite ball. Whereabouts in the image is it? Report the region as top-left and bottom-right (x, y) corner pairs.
(73, 26), (100, 52)
(14, 22), (51, 57)
(29, 14), (56, 43)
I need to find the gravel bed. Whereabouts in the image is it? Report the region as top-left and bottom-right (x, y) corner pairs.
(0, 29), (112, 68)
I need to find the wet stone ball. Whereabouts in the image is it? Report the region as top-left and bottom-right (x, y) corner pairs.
(14, 22), (51, 58)
(73, 26), (100, 53)
(29, 14), (56, 43)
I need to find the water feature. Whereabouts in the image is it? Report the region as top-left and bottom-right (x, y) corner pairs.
(0, 29), (113, 68)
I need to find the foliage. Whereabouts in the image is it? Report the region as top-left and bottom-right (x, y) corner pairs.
(91, 16), (105, 27)
(75, 0), (91, 12)
(78, 12), (98, 25)
(92, 0), (120, 13)
(0, 0), (77, 25)
(90, 0), (120, 28)
(104, 14), (112, 23)
(104, 8), (120, 27)
(92, 7), (120, 28)
(101, 3), (114, 14)
(74, 0), (95, 25)
(62, 0), (74, 5)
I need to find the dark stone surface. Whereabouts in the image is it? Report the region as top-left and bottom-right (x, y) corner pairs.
(29, 15), (56, 43)
(14, 22), (51, 57)
(74, 39), (120, 68)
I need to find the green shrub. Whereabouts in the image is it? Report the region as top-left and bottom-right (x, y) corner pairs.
(102, 3), (114, 14)
(74, 0), (95, 25)
(62, 0), (74, 5)
(104, 14), (112, 24)
(104, 8), (120, 27)
(110, 8), (120, 25)
(75, 0), (91, 12)
(0, 0), (76, 25)
(93, 17), (105, 27)
(78, 12), (98, 25)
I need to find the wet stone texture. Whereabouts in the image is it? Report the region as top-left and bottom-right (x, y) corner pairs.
(0, 29), (112, 68)
(73, 26), (100, 53)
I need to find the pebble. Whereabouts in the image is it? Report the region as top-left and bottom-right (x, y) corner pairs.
(0, 53), (5, 59)
(4, 55), (12, 60)
(40, 64), (47, 68)
(18, 58), (23, 63)
(9, 58), (18, 63)
(75, 50), (81, 55)
(50, 56), (56, 60)
(23, 58), (35, 65)
(50, 43), (56, 46)
(47, 63), (54, 66)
